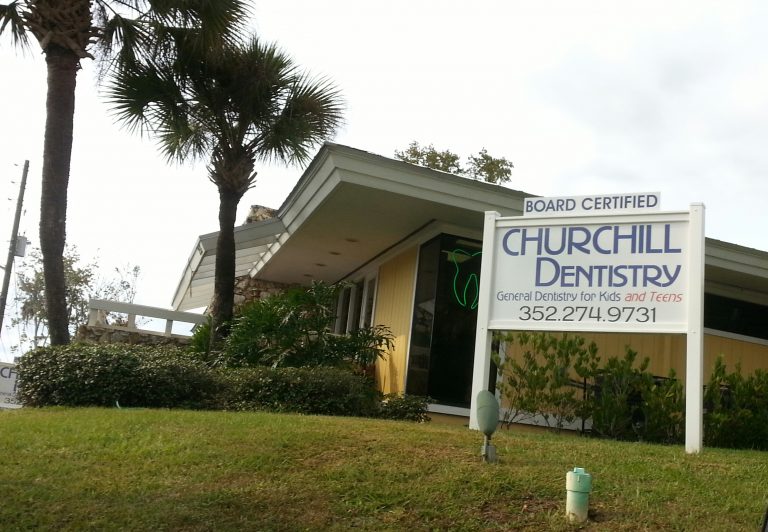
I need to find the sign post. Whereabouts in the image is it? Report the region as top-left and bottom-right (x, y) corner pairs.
(470, 194), (705, 453)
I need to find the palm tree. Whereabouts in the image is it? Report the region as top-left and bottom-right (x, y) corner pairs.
(108, 36), (344, 343)
(0, 0), (248, 345)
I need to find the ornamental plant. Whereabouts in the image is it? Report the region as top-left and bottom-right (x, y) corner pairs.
(221, 281), (393, 370)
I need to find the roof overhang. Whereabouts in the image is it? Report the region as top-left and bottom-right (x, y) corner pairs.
(250, 143), (531, 285)
(704, 238), (768, 305)
(171, 143), (533, 310)
(171, 143), (768, 311)
(171, 218), (284, 311)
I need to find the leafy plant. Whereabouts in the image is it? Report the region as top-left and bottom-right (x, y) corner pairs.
(220, 366), (380, 417)
(17, 344), (218, 409)
(642, 371), (684, 444)
(587, 348), (651, 440)
(495, 331), (598, 431)
(223, 282), (338, 367)
(704, 357), (768, 450)
(377, 394), (431, 422)
(221, 281), (393, 370)
(327, 325), (395, 370)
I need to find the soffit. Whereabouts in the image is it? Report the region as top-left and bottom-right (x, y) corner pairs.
(171, 218), (284, 311)
(705, 238), (768, 304)
(252, 144), (530, 284)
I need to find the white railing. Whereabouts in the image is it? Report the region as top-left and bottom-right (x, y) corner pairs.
(86, 299), (207, 338)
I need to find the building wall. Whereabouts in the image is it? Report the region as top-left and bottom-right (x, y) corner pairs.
(703, 332), (768, 375)
(373, 247), (417, 394)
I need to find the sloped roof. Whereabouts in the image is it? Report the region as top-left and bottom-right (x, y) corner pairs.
(171, 143), (531, 310)
(171, 143), (768, 311)
(171, 218), (284, 311)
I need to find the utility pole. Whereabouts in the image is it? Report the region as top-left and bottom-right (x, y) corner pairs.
(0, 160), (29, 333)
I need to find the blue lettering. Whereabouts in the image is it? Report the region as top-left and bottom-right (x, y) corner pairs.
(535, 257), (559, 286)
(502, 228), (521, 256)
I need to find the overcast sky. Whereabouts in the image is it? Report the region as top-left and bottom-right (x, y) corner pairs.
(1, 1), (768, 358)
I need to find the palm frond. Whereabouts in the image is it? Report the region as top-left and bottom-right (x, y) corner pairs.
(0, 1), (30, 49)
(95, 14), (151, 80)
(107, 60), (200, 161)
(255, 74), (345, 165)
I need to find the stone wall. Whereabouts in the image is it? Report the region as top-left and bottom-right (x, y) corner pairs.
(245, 204), (278, 223)
(234, 276), (290, 307)
(75, 325), (192, 347)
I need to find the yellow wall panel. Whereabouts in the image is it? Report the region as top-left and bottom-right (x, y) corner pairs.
(500, 331), (768, 387)
(372, 247), (417, 394)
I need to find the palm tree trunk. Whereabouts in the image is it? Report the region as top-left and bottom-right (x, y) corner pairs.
(210, 187), (242, 345)
(40, 46), (79, 346)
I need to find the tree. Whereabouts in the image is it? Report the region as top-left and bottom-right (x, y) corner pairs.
(394, 141), (513, 184)
(11, 246), (140, 353)
(108, 36), (344, 344)
(0, 0), (249, 345)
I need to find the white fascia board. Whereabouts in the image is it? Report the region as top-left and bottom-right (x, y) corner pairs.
(171, 239), (207, 310)
(249, 155), (339, 277)
(250, 226), (292, 278)
(705, 238), (768, 279)
(327, 145), (530, 214)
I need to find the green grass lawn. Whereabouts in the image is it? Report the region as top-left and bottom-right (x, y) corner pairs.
(1, 408), (766, 531)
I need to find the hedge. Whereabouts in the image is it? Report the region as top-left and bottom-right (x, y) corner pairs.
(16, 344), (385, 418)
(17, 344), (219, 409)
(220, 366), (380, 417)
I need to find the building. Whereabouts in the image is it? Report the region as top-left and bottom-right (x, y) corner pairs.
(172, 143), (768, 418)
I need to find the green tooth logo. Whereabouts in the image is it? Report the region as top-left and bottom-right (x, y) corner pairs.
(450, 248), (481, 309)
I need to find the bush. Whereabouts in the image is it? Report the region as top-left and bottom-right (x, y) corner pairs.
(377, 394), (431, 422)
(16, 345), (429, 422)
(220, 366), (380, 417)
(495, 333), (683, 443)
(223, 282), (339, 367)
(495, 331), (598, 431)
(704, 357), (768, 450)
(587, 348), (683, 444)
(221, 281), (393, 370)
(17, 344), (219, 409)
(640, 371), (684, 444)
(188, 318), (213, 356)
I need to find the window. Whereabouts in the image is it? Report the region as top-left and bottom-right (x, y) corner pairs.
(335, 275), (377, 334)
(406, 234), (482, 407)
(705, 293), (768, 340)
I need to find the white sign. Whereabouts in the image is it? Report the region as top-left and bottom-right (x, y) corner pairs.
(470, 204), (705, 454)
(0, 362), (21, 409)
(488, 213), (689, 333)
(524, 192), (660, 217)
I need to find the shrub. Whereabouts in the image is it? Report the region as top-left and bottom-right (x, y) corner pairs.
(495, 333), (683, 443)
(326, 325), (395, 370)
(640, 371), (684, 444)
(188, 318), (213, 356)
(220, 366), (380, 417)
(17, 344), (219, 409)
(588, 348), (651, 440)
(704, 357), (768, 450)
(495, 331), (599, 431)
(221, 281), (393, 370)
(223, 282), (338, 367)
(377, 394), (431, 422)
(582, 347), (683, 444)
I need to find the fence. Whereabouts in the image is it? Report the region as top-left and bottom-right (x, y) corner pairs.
(86, 299), (207, 338)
